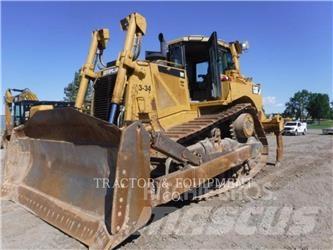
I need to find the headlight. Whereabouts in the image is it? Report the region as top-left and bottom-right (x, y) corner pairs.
(252, 84), (261, 94)
(241, 41), (250, 51)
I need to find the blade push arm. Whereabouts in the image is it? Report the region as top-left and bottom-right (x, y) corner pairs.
(75, 29), (110, 110)
(109, 12), (146, 123)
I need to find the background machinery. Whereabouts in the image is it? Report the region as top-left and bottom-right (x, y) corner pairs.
(2, 88), (73, 147)
(2, 13), (283, 249)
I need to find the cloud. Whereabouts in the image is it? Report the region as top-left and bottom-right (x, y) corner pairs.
(263, 96), (277, 106)
(263, 96), (284, 107)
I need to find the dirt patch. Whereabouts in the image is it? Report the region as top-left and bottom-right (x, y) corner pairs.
(1, 130), (332, 249)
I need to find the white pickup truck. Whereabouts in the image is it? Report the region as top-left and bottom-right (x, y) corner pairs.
(283, 121), (307, 136)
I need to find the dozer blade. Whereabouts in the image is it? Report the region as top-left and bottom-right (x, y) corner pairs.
(1, 108), (152, 249)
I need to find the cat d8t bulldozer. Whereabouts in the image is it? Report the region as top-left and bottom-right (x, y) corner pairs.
(2, 13), (283, 249)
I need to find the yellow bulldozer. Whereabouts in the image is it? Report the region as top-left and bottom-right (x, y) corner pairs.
(1, 13), (283, 249)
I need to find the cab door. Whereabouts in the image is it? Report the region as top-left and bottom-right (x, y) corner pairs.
(208, 32), (221, 99)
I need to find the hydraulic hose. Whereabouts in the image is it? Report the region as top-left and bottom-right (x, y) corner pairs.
(108, 103), (118, 124)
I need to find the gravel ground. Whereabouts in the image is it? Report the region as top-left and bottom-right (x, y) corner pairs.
(1, 129), (332, 249)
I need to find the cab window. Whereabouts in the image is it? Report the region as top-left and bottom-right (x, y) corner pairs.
(168, 44), (184, 66)
(14, 104), (20, 118)
(218, 48), (235, 74)
(14, 103), (21, 126)
(196, 61), (209, 82)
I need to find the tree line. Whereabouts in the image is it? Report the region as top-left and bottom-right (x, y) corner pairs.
(283, 89), (332, 121)
(64, 70), (93, 113)
(64, 70), (93, 102)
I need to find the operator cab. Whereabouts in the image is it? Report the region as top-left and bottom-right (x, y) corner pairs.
(12, 101), (74, 126)
(13, 100), (38, 126)
(167, 32), (236, 102)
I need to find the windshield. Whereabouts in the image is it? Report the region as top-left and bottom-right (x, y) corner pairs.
(168, 44), (184, 66)
(285, 122), (297, 126)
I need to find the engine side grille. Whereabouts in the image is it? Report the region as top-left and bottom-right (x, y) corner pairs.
(93, 74), (116, 121)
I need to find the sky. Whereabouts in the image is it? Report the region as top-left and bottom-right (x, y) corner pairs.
(1, 1), (332, 114)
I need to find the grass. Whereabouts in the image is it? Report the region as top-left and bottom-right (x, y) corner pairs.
(307, 119), (333, 129)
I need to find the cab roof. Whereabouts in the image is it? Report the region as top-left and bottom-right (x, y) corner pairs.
(167, 35), (230, 48)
